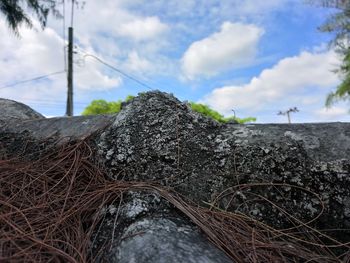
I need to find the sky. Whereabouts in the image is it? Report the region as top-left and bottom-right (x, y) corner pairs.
(0, 0), (349, 123)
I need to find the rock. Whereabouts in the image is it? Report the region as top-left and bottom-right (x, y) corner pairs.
(1, 92), (350, 261)
(97, 91), (350, 237)
(92, 191), (232, 263)
(0, 98), (44, 124)
(97, 92), (225, 202)
(1, 114), (114, 141)
(0, 114), (114, 159)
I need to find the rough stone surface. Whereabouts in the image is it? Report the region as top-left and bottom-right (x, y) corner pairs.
(98, 91), (350, 236)
(92, 191), (232, 263)
(0, 114), (114, 159)
(1, 114), (114, 141)
(0, 98), (44, 124)
(1, 92), (350, 261)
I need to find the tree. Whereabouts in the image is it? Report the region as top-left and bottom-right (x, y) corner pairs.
(0, 0), (59, 34)
(82, 96), (134, 116)
(81, 100), (122, 115)
(189, 102), (256, 124)
(82, 97), (256, 124)
(311, 0), (350, 107)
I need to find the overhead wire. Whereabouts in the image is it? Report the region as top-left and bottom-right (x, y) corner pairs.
(0, 71), (66, 90)
(82, 53), (155, 91)
(13, 98), (90, 106)
(1, 0), (163, 115)
(0, 1), (154, 115)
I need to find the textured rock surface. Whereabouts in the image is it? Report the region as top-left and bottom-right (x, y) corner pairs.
(0, 98), (44, 124)
(1, 92), (350, 262)
(98, 91), (350, 235)
(0, 114), (114, 159)
(92, 191), (232, 263)
(1, 115), (114, 141)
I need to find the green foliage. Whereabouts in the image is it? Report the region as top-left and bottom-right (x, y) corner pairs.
(81, 100), (121, 115)
(228, 116), (257, 124)
(190, 102), (256, 124)
(314, 0), (350, 107)
(82, 97), (256, 123)
(125, 95), (135, 102)
(325, 51), (350, 107)
(81, 95), (134, 116)
(190, 103), (225, 122)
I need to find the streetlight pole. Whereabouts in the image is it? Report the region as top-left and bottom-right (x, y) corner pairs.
(278, 107), (299, 124)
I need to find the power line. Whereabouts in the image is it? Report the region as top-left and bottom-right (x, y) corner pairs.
(0, 71), (66, 90)
(14, 98), (90, 105)
(82, 53), (154, 91)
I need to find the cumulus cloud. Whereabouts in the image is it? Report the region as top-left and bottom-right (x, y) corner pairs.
(74, 58), (122, 90)
(118, 16), (168, 41)
(0, 1), (171, 116)
(0, 22), (64, 82)
(0, 18), (122, 114)
(181, 22), (264, 79)
(123, 51), (153, 73)
(314, 106), (349, 121)
(203, 49), (341, 114)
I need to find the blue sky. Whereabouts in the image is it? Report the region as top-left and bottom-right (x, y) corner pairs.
(0, 0), (349, 123)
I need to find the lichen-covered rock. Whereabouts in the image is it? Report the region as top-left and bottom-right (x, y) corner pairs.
(98, 92), (226, 202)
(98, 91), (350, 238)
(1, 93), (350, 261)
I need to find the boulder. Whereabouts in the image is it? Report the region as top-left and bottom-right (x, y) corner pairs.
(0, 98), (44, 123)
(1, 91), (350, 262)
(92, 191), (232, 263)
(98, 92), (350, 233)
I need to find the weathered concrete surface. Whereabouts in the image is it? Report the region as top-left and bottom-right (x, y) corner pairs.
(92, 191), (232, 263)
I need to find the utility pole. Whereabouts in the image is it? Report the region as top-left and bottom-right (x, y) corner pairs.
(278, 107), (299, 124)
(66, 26), (73, 116)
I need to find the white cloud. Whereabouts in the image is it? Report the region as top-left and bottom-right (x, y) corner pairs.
(0, 18), (122, 114)
(0, 21), (64, 81)
(204, 49), (341, 114)
(181, 22), (264, 79)
(118, 16), (168, 41)
(50, 1), (172, 77)
(75, 58), (123, 90)
(0, 1), (173, 116)
(123, 51), (153, 73)
(314, 106), (349, 121)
